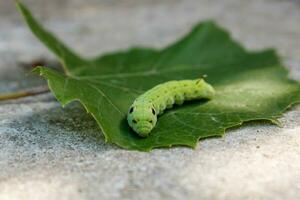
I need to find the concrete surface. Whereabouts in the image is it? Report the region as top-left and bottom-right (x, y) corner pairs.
(0, 0), (300, 199)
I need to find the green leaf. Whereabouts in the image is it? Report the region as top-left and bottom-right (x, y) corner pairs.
(17, 2), (300, 151)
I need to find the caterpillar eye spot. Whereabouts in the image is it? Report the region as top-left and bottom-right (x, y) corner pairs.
(132, 119), (137, 124)
(151, 108), (156, 115)
(149, 120), (153, 123)
(129, 107), (134, 113)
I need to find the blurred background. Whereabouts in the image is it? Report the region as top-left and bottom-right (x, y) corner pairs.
(1, 0), (300, 199)
(1, 0), (300, 94)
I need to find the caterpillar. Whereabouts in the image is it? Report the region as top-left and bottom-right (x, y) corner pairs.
(127, 78), (215, 137)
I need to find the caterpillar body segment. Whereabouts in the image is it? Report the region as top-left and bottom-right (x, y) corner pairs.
(127, 79), (215, 137)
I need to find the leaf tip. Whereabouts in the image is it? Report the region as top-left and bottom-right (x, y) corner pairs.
(193, 20), (217, 30)
(271, 118), (283, 127)
(31, 66), (44, 75)
(15, 0), (26, 14)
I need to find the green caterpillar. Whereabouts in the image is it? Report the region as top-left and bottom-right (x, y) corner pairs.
(127, 78), (215, 137)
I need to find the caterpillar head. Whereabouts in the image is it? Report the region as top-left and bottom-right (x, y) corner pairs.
(127, 102), (157, 137)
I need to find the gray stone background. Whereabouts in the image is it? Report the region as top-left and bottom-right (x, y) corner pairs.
(1, 0), (300, 199)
